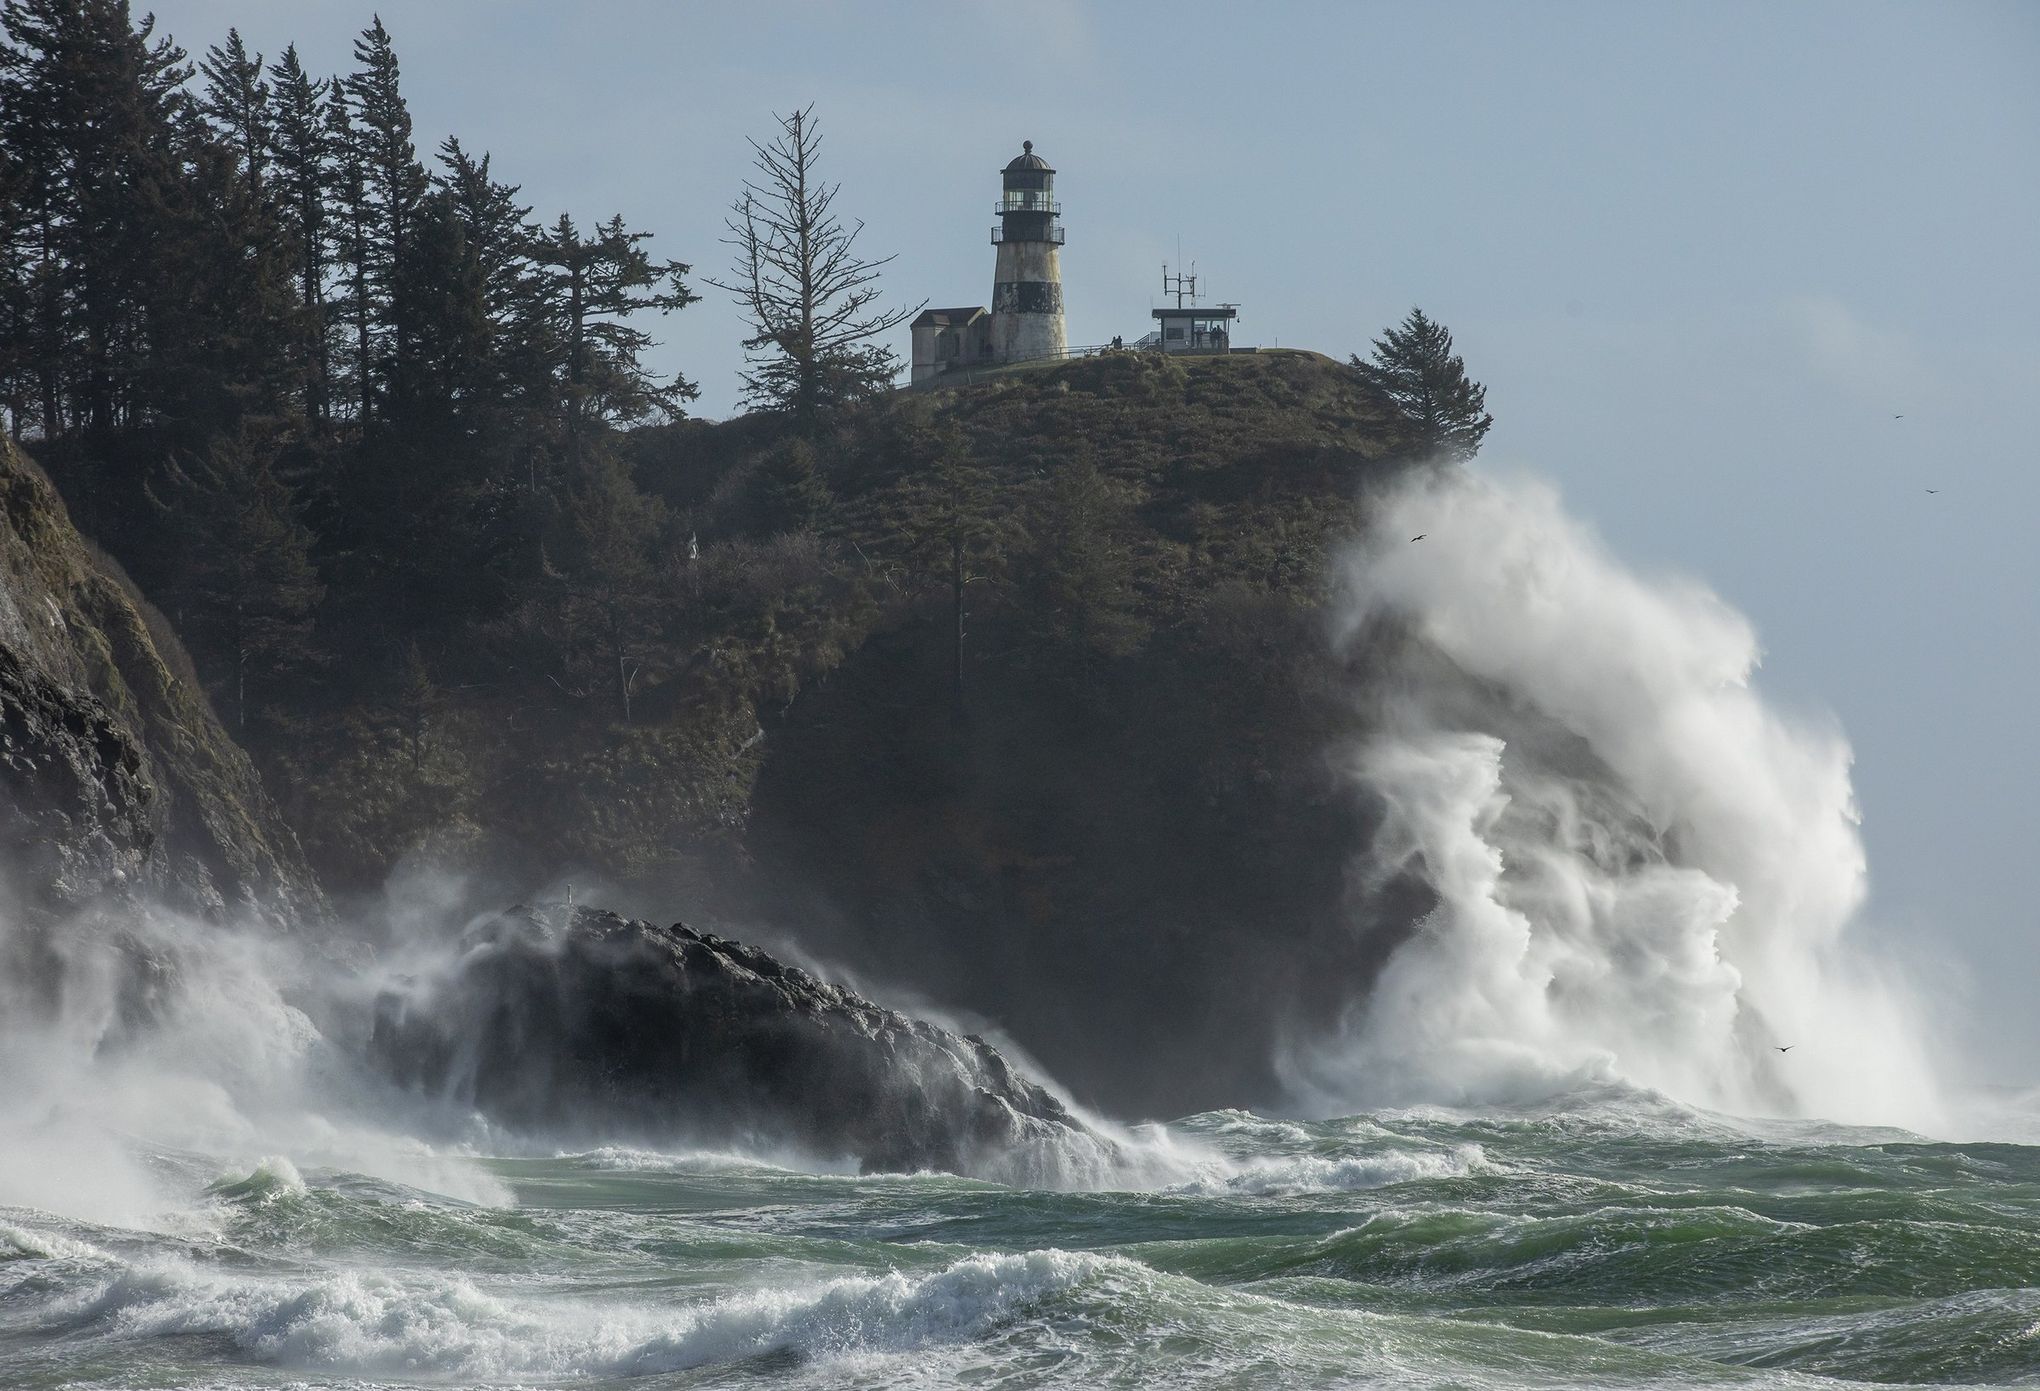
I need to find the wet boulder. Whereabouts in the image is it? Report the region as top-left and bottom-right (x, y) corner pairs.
(368, 904), (1115, 1180)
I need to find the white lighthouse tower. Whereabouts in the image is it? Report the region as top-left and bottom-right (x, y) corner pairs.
(989, 141), (1066, 364)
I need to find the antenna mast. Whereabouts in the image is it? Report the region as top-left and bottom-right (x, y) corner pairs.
(1161, 261), (1199, 309)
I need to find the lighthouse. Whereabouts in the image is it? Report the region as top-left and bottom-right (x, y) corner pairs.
(989, 141), (1066, 364)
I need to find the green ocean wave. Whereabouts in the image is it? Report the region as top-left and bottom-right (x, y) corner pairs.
(4, 1101), (2038, 1388)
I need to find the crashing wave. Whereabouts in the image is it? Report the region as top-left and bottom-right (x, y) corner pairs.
(1293, 472), (1943, 1129)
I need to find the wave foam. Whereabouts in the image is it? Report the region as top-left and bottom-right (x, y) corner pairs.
(560, 1144), (860, 1176)
(57, 1247), (1133, 1379)
(1174, 1143), (1489, 1197)
(0, 1221), (108, 1262)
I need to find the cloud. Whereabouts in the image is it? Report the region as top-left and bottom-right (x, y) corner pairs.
(1779, 294), (1935, 404)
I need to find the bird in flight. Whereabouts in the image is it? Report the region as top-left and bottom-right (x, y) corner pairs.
(1925, 489), (1939, 494)
(1410, 534), (1426, 542)
(1894, 414), (1905, 419)
(1774, 1045), (1794, 1053)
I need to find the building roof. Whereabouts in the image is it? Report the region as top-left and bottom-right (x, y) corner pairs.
(1152, 305), (1239, 319)
(1003, 140), (1054, 173)
(912, 306), (988, 329)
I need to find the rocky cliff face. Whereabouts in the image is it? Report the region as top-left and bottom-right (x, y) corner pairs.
(369, 905), (1118, 1181)
(0, 639), (154, 911)
(0, 438), (1119, 1173)
(0, 438), (319, 922)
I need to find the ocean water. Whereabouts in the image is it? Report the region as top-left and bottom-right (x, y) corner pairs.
(7, 469), (2026, 1386)
(5, 1090), (2037, 1389)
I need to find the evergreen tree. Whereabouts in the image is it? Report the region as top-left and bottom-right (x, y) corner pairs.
(344, 16), (425, 418)
(333, 186), (503, 648)
(0, 91), (37, 437)
(433, 137), (548, 466)
(0, 4), (59, 436)
(410, 140), (553, 602)
(197, 28), (268, 197)
(173, 129), (303, 435)
(435, 139), (539, 371)
(189, 28), (304, 435)
(324, 76), (373, 421)
(156, 432), (325, 729)
(395, 640), (439, 770)
(435, 139), (535, 326)
(0, 0), (195, 435)
(386, 188), (489, 432)
(550, 448), (670, 722)
(749, 436), (835, 534)
(710, 106), (921, 427)
(1350, 307), (1493, 462)
(267, 45), (332, 422)
(1021, 459), (1149, 672)
(0, 0), (704, 690)
(530, 211), (696, 469)
(885, 427), (1014, 713)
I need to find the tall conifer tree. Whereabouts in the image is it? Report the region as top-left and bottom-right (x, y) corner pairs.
(198, 28), (269, 196)
(530, 212), (696, 470)
(1350, 308), (1493, 462)
(156, 433), (325, 730)
(268, 45), (332, 422)
(0, 0), (193, 434)
(344, 17), (425, 418)
(433, 137), (542, 430)
(324, 76), (373, 422)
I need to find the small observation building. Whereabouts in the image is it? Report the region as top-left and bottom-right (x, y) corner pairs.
(1150, 304), (1237, 355)
(1144, 262), (1238, 355)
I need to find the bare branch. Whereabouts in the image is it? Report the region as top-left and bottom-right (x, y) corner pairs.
(710, 106), (926, 425)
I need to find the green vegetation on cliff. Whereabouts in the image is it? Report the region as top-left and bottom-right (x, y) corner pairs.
(0, 437), (319, 917)
(246, 349), (1416, 897)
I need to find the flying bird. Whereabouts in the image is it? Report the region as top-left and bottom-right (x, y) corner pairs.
(1774, 1045), (1794, 1053)
(1925, 489), (1939, 494)
(1894, 414), (1904, 419)
(1410, 534), (1426, 542)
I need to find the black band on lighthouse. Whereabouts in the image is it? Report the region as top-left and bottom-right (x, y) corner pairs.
(994, 282), (1063, 315)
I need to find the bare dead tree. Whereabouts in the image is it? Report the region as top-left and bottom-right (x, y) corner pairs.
(708, 106), (923, 427)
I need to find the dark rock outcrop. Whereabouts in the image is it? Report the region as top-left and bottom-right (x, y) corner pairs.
(0, 439), (319, 921)
(368, 904), (1116, 1179)
(0, 640), (155, 907)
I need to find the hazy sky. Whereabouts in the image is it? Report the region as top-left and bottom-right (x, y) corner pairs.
(150, 1), (2040, 1080)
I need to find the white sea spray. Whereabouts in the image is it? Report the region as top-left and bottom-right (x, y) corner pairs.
(1287, 471), (1945, 1129)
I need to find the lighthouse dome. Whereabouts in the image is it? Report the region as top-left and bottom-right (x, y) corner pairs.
(1003, 140), (1054, 173)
